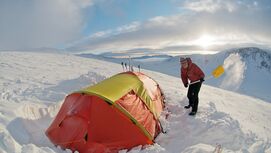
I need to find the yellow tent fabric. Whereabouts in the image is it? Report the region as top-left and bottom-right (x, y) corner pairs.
(76, 73), (158, 118)
(79, 73), (140, 102)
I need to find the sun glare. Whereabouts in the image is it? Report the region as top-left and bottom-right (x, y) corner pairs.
(195, 35), (215, 49)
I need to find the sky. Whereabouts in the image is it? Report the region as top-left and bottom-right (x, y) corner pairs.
(0, 0), (271, 53)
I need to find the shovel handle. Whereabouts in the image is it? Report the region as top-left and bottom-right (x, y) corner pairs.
(189, 80), (201, 85)
(189, 75), (213, 85)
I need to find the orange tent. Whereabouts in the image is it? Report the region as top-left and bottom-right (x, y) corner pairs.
(46, 72), (165, 153)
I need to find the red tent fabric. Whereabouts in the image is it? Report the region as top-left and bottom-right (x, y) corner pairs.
(46, 72), (165, 153)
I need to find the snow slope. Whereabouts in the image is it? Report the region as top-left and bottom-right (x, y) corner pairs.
(78, 47), (271, 102)
(0, 52), (271, 153)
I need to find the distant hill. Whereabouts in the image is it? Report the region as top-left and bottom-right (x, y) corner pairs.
(78, 47), (271, 102)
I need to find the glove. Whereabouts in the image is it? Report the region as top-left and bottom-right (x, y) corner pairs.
(200, 78), (205, 82)
(184, 83), (188, 88)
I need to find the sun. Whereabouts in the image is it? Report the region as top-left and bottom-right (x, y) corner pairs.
(195, 34), (215, 49)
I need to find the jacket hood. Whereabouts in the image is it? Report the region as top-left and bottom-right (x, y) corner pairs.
(186, 57), (192, 64)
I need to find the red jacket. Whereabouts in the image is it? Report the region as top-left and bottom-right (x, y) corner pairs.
(181, 58), (205, 86)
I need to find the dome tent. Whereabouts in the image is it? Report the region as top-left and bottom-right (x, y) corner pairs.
(46, 72), (165, 153)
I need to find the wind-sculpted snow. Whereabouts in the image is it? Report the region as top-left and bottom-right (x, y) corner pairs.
(0, 52), (271, 152)
(156, 102), (254, 152)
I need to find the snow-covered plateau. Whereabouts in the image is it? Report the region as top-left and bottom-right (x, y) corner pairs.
(0, 51), (271, 153)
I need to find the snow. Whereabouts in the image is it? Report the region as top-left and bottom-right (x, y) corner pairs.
(220, 53), (246, 91)
(0, 51), (271, 153)
(80, 47), (271, 102)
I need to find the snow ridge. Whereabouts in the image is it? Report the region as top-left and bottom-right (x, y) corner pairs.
(226, 47), (271, 72)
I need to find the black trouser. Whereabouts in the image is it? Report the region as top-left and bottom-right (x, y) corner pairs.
(187, 82), (202, 112)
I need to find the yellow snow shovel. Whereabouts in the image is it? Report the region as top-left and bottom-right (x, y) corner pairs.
(212, 65), (224, 78)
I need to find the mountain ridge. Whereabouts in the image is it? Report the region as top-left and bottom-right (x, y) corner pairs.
(77, 47), (271, 102)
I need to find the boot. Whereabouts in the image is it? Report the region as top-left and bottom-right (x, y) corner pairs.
(189, 111), (196, 116)
(184, 105), (191, 109)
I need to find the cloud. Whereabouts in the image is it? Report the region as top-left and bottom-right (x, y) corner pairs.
(220, 53), (246, 91)
(69, 15), (203, 52)
(183, 0), (271, 13)
(183, 0), (238, 13)
(2, 0), (270, 53)
(70, 0), (271, 53)
(0, 0), (93, 50)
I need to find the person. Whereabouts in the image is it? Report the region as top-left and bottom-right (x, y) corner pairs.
(180, 57), (205, 116)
